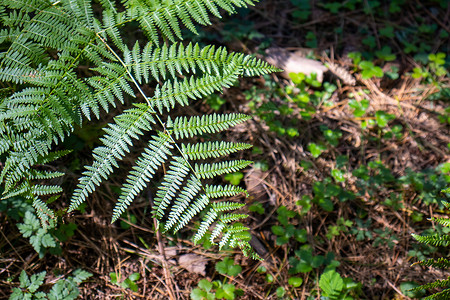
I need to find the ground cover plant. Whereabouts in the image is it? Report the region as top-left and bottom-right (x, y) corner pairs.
(1, 0), (450, 299)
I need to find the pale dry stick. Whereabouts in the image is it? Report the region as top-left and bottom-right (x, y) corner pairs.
(148, 189), (177, 300)
(143, 262), (174, 298)
(386, 279), (406, 298)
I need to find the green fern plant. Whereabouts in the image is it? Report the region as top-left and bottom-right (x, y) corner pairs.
(10, 269), (92, 300)
(411, 201), (450, 299)
(0, 0), (278, 256)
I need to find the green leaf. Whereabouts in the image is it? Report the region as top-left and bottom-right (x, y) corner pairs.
(224, 172), (244, 186)
(375, 111), (395, 127)
(294, 228), (308, 243)
(319, 270), (344, 298)
(109, 273), (118, 284)
(198, 279), (213, 292)
(271, 225), (285, 236)
(215, 257), (242, 277)
(375, 46), (396, 61)
(276, 286), (286, 297)
(288, 277), (303, 287)
(308, 142), (326, 158)
(19, 270), (31, 287)
(400, 281), (426, 298)
(359, 61), (384, 79)
(191, 288), (211, 300)
(215, 283), (236, 300)
(249, 202), (265, 214)
(124, 279), (138, 292)
(128, 272), (140, 282)
(348, 99), (369, 117)
(331, 169), (345, 182)
(28, 271), (46, 293)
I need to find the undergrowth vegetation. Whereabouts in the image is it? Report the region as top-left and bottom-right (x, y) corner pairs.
(1, 0), (450, 299)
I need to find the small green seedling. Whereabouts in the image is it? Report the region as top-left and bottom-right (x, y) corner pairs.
(191, 279), (216, 300)
(308, 142), (327, 158)
(215, 257), (242, 277)
(10, 269), (92, 300)
(110, 272), (140, 292)
(348, 99), (370, 117)
(288, 277), (303, 287)
(206, 94), (227, 111)
(224, 172), (244, 186)
(318, 270), (361, 300)
(249, 202), (265, 214)
(275, 286), (286, 298)
(350, 218), (373, 241)
(321, 126), (342, 147)
(375, 46), (396, 62)
(271, 223), (307, 245)
(191, 258), (243, 300)
(331, 169), (345, 183)
(375, 110), (395, 127)
(296, 195), (312, 215)
(17, 211), (60, 258)
(288, 246), (332, 274)
(326, 218), (353, 240)
(359, 61), (384, 79)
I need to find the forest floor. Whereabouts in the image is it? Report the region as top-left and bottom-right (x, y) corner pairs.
(1, 0), (450, 299)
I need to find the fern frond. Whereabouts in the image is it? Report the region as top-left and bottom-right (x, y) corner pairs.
(0, 138), (10, 155)
(150, 66), (240, 113)
(86, 62), (135, 111)
(1, 149), (68, 193)
(211, 221), (226, 241)
(97, 0), (118, 12)
(123, 0), (256, 43)
(169, 113), (251, 139)
(125, 41), (278, 84)
(217, 223), (250, 249)
(193, 201), (245, 243)
(219, 213), (248, 224)
(102, 10), (125, 51)
(69, 104), (156, 212)
(0, 3), (79, 83)
(234, 53), (282, 76)
(412, 233), (450, 247)
(430, 217), (450, 228)
(205, 184), (248, 198)
(35, 150), (71, 165)
(212, 201), (246, 212)
(152, 157), (190, 218)
(194, 160), (252, 179)
(32, 196), (56, 229)
(164, 175), (202, 232)
(1, 182), (29, 200)
(182, 141), (252, 160)
(411, 278), (450, 292)
(194, 208), (218, 243)
(31, 185), (63, 196)
(1, 0), (275, 257)
(28, 170), (65, 180)
(173, 194), (210, 233)
(412, 257), (450, 269)
(111, 133), (173, 222)
(424, 288), (450, 300)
